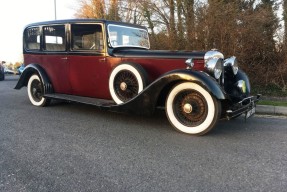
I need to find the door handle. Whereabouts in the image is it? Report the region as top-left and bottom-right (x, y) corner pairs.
(99, 58), (106, 62)
(61, 57), (68, 60)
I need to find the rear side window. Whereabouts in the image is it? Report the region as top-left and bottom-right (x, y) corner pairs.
(71, 24), (103, 51)
(43, 25), (66, 51)
(24, 27), (40, 51)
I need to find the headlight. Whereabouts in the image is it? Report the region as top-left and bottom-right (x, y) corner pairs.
(224, 56), (238, 75)
(204, 50), (224, 62)
(204, 50), (224, 79)
(205, 58), (223, 79)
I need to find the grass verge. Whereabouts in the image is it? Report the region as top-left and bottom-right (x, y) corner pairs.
(258, 100), (287, 107)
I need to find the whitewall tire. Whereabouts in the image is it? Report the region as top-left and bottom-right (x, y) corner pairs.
(166, 82), (220, 135)
(27, 74), (49, 107)
(109, 63), (147, 104)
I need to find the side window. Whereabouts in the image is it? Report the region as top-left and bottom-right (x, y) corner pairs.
(24, 27), (40, 51)
(43, 25), (66, 51)
(71, 24), (103, 51)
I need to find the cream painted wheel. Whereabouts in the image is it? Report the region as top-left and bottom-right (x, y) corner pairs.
(109, 63), (147, 104)
(27, 75), (49, 107)
(166, 82), (220, 135)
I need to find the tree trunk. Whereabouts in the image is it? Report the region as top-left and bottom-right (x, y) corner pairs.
(176, 0), (184, 49)
(184, 0), (194, 50)
(108, 0), (120, 21)
(141, 1), (157, 48)
(169, 0), (177, 49)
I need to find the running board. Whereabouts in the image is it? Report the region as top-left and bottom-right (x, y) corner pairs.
(44, 93), (116, 107)
(44, 91), (156, 116)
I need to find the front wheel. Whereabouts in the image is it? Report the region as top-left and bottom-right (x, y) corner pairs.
(166, 82), (221, 135)
(27, 74), (50, 107)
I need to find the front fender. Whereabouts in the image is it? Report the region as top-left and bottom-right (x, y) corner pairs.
(14, 64), (53, 94)
(235, 69), (251, 96)
(162, 70), (227, 100)
(110, 69), (227, 115)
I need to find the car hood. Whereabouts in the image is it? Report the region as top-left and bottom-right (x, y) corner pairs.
(112, 48), (206, 60)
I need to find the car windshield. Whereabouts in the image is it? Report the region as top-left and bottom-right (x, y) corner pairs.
(107, 24), (150, 49)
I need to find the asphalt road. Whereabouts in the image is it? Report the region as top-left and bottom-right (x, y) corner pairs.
(1, 75), (287, 192)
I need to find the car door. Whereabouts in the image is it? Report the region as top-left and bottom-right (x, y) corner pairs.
(41, 24), (72, 94)
(68, 23), (110, 99)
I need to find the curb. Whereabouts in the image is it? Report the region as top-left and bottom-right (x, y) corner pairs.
(256, 105), (287, 116)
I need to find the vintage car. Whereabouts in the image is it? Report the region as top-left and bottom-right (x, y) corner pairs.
(17, 64), (25, 75)
(0, 61), (5, 81)
(15, 19), (260, 135)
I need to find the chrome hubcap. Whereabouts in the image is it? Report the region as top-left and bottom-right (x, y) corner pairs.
(183, 103), (192, 114)
(120, 82), (127, 91)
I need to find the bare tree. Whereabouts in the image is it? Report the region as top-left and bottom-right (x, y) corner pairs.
(107, 0), (121, 21)
(183, 0), (194, 50)
(75, 0), (120, 21)
(169, 0), (177, 49)
(75, 0), (106, 19)
(176, 0), (185, 49)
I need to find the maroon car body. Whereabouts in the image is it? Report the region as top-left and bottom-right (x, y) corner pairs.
(23, 45), (204, 99)
(15, 19), (260, 135)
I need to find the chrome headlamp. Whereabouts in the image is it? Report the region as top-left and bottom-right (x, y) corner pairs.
(223, 56), (238, 75)
(205, 58), (223, 79)
(204, 50), (224, 79)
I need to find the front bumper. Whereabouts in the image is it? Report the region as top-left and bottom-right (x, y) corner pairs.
(226, 94), (261, 120)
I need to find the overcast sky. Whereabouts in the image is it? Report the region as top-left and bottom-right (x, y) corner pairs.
(0, 0), (78, 63)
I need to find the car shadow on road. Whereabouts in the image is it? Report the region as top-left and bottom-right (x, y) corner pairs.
(47, 101), (253, 136)
(47, 101), (173, 132)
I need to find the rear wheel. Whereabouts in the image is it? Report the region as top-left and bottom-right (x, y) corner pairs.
(166, 82), (221, 135)
(27, 74), (49, 107)
(109, 63), (147, 104)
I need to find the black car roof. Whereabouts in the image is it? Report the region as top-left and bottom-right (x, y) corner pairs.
(25, 19), (147, 30)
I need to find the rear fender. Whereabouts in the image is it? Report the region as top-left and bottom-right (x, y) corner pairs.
(14, 64), (53, 94)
